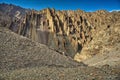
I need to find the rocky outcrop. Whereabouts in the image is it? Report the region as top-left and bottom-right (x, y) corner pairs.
(16, 9), (120, 60)
(16, 9), (93, 58)
(74, 11), (120, 62)
(0, 3), (120, 62)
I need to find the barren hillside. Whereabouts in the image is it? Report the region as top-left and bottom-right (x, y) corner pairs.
(0, 3), (120, 80)
(0, 27), (120, 80)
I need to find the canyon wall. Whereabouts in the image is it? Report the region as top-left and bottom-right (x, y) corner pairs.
(12, 9), (120, 60)
(0, 3), (120, 61)
(15, 8), (94, 58)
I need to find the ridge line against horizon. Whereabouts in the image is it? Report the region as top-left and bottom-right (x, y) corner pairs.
(0, 2), (120, 13)
(0, 0), (120, 12)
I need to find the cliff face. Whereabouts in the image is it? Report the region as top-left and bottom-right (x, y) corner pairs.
(74, 10), (120, 61)
(0, 4), (120, 61)
(15, 9), (94, 58)
(15, 9), (120, 59)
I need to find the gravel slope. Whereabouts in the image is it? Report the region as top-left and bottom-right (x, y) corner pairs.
(0, 27), (120, 80)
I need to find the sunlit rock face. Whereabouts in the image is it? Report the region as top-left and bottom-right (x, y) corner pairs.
(16, 8), (93, 58)
(1, 4), (120, 60)
(74, 10), (120, 62)
(12, 8), (120, 59)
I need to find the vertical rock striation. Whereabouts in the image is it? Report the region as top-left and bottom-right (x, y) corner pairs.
(0, 4), (119, 61)
(17, 9), (93, 58)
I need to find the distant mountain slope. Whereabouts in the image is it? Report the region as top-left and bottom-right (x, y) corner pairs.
(0, 3), (29, 31)
(0, 3), (27, 17)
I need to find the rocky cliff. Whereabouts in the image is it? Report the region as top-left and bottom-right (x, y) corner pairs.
(15, 9), (93, 58)
(0, 3), (120, 62)
(16, 9), (120, 60)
